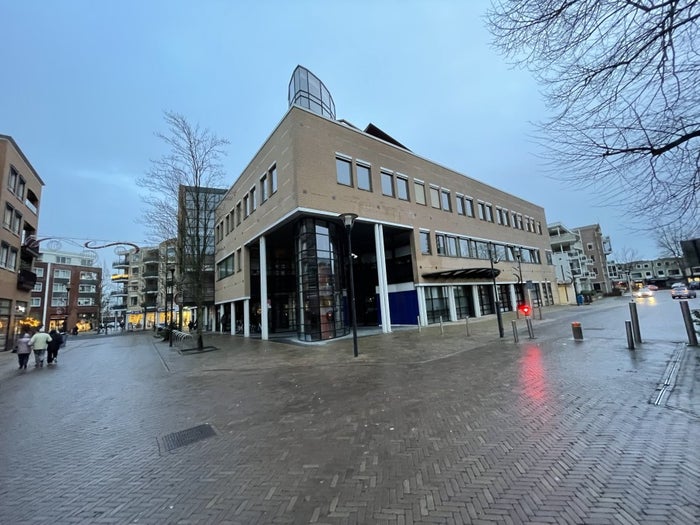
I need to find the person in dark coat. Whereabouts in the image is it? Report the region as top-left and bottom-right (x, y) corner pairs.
(47, 329), (63, 365)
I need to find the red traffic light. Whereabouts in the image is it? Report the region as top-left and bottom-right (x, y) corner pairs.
(518, 303), (532, 316)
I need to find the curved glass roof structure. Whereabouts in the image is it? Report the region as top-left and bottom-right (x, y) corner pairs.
(288, 65), (336, 120)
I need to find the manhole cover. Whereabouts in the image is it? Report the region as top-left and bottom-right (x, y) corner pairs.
(160, 423), (217, 452)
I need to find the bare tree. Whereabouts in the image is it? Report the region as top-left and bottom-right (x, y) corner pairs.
(137, 111), (229, 349)
(487, 1), (700, 228)
(655, 219), (699, 279)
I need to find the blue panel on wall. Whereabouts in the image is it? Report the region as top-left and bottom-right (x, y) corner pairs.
(377, 290), (419, 325)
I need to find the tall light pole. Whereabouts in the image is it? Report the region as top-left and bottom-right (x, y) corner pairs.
(65, 284), (71, 333)
(168, 267), (175, 347)
(488, 243), (504, 338)
(339, 213), (359, 357)
(515, 247), (524, 306)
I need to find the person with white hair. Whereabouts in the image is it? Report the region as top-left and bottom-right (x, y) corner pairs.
(29, 326), (52, 368)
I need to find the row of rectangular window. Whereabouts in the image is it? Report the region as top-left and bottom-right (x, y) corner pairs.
(32, 297), (97, 307)
(216, 249), (243, 280)
(216, 165), (278, 244)
(3, 203), (22, 235)
(420, 230), (544, 264)
(336, 155), (543, 234)
(8, 166), (26, 200)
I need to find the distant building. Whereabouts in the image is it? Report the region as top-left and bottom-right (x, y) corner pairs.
(31, 249), (102, 333)
(575, 224), (613, 293)
(680, 238), (700, 283)
(547, 222), (594, 304)
(178, 185), (226, 330)
(0, 134), (43, 350)
(213, 66), (558, 342)
(609, 257), (685, 289)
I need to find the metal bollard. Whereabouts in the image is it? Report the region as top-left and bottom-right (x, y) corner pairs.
(628, 301), (642, 344)
(417, 316), (421, 333)
(439, 316), (444, 335)
(625, 320), (635, 350)
(526, 318), (535, 339)
(680, 302), (698, 346)
(511, 319), (519, 342)
(571, 322), (584, 341)
(465, 316), (470, 337)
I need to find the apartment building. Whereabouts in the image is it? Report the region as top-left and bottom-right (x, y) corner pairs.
(575, 224), (613, 293)
(547, 222), (594, 304)
(213, 66), (558, 342)
(31, 249), (102, 332)
(0, 134), (43, 350)
(114, 240), (192, 330)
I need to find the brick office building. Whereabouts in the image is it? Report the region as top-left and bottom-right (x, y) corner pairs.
(213, 66), (558, 342)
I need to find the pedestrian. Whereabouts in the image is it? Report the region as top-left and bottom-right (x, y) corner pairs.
(47, 329), (62, 365)
(188, 320), (193, 332)
(29, 326), (52, 368)
(14, 331), (32, 370)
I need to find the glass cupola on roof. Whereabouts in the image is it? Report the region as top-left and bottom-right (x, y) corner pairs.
(288, 65), (336, 119)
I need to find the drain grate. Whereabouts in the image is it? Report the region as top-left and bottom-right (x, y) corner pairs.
(160, 423), (217, 452)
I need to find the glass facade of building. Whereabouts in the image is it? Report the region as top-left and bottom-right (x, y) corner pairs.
(288, 65), (336, 120)
(295, 218), (348, 341)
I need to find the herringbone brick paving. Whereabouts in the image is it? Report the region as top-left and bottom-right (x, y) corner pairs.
(0, 295), (698, 524)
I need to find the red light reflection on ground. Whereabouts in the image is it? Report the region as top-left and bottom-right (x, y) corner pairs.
(520, 344), (547, 402)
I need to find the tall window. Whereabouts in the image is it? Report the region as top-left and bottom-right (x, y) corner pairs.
(414, 180), (426, 205)
(430, 186), (440, 208)
(465, 197), (475, 217)
(478, 202), (486, 220)
(336, 157), (352, 186)
(357, 163), (371, 191)
(270, 165), (278, 194)
(420, 231), (431, 254)
(260, 173), (268, 202)
(250, 186), (257, 211)
(456, 195), (465, 215)
(396, 176), (409, 200)
(440, 189), (451, 212)
(381, 171), (394, 197)
(485, 204), (493, 222)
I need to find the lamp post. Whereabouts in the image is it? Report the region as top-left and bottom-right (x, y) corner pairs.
(339, 213), (359, 357)
(168, 267), (175, 347)
(488, 243), (504, 338)
(65, 284), (71, 333)
(515, 247), (524, 305)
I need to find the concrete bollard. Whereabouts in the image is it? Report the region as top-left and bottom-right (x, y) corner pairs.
(417, 316), (421, 333)
(439, 316), (444, 335)
(511, 319), (519, 343)
(572, 321), (584, 341)
(465, 316), (470, 337)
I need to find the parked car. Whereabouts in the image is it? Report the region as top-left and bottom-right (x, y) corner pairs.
(671, 286), (697, 299)
(632, 287), (654, 298)
(671, 282), (686, 289)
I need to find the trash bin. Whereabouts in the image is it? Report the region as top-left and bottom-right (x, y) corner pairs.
(576, 294), (584, 306)
(572, 322), (584, 340)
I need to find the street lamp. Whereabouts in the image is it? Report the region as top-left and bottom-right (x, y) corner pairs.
(488, 243), (504, 338)
(514, 247), (524, 305)
(168, 267), (175, 347)
(339, 213), (359, 357)
(65, 284), (71, 333)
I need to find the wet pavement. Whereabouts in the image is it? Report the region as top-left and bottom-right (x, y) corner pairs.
(0, 296), (698, 524)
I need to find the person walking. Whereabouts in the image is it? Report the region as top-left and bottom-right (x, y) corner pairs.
(46, 328), (62, 365)
(15, 331), (32, 370)
(29, 326), (52, 368)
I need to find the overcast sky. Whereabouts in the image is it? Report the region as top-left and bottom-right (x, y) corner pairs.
(2, 0), (658, 267)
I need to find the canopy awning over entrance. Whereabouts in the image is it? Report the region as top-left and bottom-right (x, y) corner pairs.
(422, 267), (501, 280)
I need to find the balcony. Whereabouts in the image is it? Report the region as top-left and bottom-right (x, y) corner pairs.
(110, 289), (128, 297)
(112, 259), (130, 269)
(17, 269), (37, 291)
(111, 273), (129, 282)
(143, 272), (159, 279)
